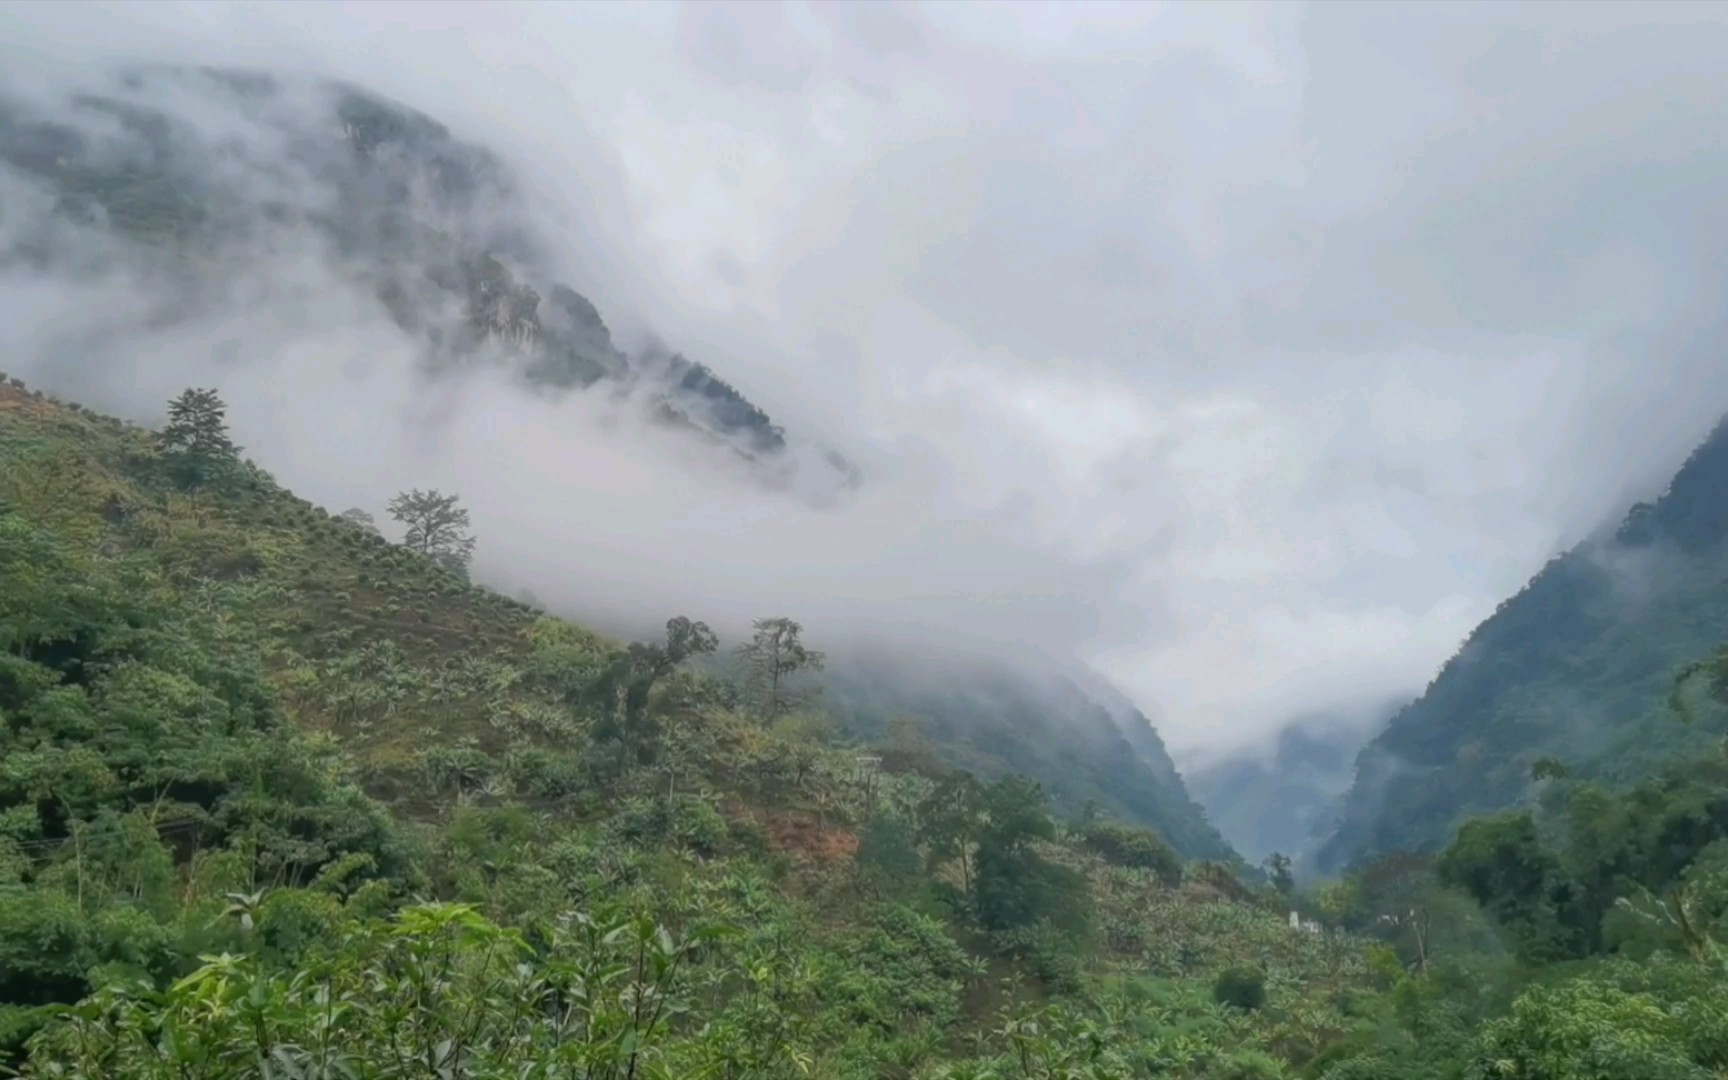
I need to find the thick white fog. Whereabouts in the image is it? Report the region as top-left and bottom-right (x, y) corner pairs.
(4, 0), (1728, 764)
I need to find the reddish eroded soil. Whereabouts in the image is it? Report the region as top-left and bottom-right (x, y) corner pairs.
(763, 810), (858, 862)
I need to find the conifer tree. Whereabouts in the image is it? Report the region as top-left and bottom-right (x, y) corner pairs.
(158, 388), (240, 491)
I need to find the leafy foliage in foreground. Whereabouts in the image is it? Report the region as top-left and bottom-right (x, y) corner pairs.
(3, 377), (1728, 1078)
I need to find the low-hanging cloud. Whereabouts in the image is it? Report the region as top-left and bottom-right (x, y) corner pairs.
(4, 0), (1728, 763)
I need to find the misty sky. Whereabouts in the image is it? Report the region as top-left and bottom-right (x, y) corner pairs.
(5, 0), (1728, 764)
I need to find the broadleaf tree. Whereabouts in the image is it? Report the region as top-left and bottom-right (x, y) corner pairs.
(736, 617), (824, 718)
(593, 616), (720, 761)
(387, 488), (476, 573)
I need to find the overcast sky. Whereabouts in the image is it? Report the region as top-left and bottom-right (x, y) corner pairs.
(5, 0), (1728, 764)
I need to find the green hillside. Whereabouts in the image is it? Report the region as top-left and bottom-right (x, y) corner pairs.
(4, 379), (1728, 1078)
(0, 60), (1230, 859)
(0, 374), (1368, 1076)
(1319, 419), (1728, 872)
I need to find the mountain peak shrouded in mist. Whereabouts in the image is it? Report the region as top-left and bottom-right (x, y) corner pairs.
(0, 58), (1225, 860)
(0, 63), (855, 498)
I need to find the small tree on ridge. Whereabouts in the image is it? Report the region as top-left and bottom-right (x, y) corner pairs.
(158, 388), (240, 492)
(388, 489), (476, 572)
(736, 616), (824, 718)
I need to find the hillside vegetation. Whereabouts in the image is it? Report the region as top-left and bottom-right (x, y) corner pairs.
(3, 380), (1728, 1077)
(0, 375), (1352, 1076)
(1320, 418), (1728, 871)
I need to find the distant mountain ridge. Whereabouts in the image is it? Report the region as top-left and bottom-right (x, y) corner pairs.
(1318, 414), (1728, 870)
(0, 64), (857, 494)
(825, 651), (1236, 862)
(1189, 710), (1395, 865)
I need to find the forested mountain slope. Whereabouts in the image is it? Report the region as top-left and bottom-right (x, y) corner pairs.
(1319, 415), (1728, 870)
(6, 304), (1728, 1080)
(10, 56), (1726, 1080)
(825, 654), (1235, 862)
(0, 373), (1368, 1076)
(7, 374), (1727, 1078)
(0, 371), (1221, 855)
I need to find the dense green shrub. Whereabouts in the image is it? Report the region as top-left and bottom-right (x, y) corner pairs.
(1081, 818), (1184, 885)
(1213, 966), (1267, 1010)
(501, 746), (586, 799)
(611, 793), (729, 856)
